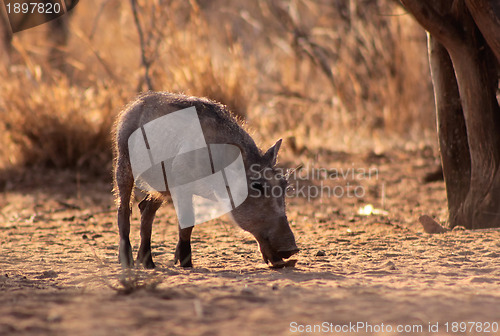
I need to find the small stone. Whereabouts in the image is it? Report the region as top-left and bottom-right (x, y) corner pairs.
(47, 312), (62, 323)
(382, 261), (397, 270)
(241, 287), (254, 295)
(484, 252), (499, 258)
(469, 277), (494, 284)
(38, 270), (58, 279)
(419, 215), (448, 234)
(316, 250), (326, 257)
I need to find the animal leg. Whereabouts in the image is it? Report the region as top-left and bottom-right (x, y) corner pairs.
(174, 226), (194, 267)
(136, 196), (163, 269)
(115, 156), (134, 268)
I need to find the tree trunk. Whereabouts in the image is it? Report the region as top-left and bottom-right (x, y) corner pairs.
(427, 36), (471, 227)
(401, 0), (500, 229)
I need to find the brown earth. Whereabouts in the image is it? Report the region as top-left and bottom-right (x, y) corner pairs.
(1, 147), (500, 336)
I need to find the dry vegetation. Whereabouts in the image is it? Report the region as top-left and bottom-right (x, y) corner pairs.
(0, 0), (435, 176)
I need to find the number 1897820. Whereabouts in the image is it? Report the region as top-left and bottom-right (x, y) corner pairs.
(5, 1), (62, 14)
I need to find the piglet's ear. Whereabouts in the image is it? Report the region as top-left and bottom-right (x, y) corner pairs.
(263, 138), (282, 166)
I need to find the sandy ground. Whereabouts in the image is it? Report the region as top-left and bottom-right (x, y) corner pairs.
(1, 147), (500, 336)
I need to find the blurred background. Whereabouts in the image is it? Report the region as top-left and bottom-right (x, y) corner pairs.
(0, 0), (436, 180)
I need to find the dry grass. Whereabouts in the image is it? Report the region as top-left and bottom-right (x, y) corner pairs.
(0, 0), (435, 175)
(148, 0), (254, 119)
(0, 71), (124, 174)
(111, 269), (163, 295)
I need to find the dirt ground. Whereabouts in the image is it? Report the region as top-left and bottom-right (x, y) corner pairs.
(1, 147), (500, 336)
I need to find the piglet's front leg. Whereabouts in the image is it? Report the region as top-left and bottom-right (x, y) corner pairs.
(174, 226), (194, 267)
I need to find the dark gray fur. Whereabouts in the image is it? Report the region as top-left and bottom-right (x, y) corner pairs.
(113, 92), (298, 269)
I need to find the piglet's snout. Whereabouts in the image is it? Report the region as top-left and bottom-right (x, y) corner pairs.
(268, 216), (298, 256)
